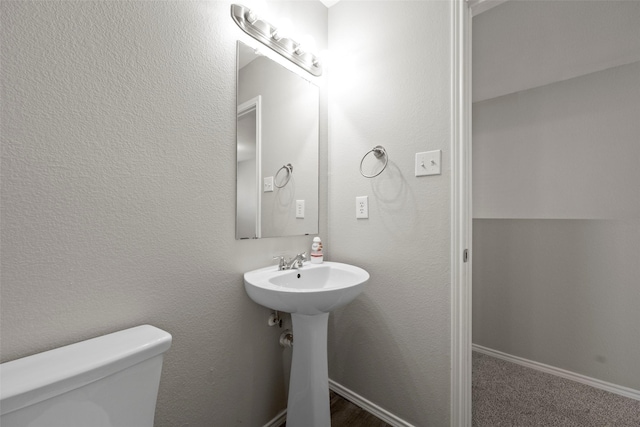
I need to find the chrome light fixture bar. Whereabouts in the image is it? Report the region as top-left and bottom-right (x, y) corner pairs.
(231, 4), (322, 77)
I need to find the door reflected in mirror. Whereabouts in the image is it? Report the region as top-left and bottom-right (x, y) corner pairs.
(236, 41), (319, 239)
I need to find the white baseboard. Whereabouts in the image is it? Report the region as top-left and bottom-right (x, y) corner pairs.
(472, 344), (640, 401)
(262, 408), (286, 427)
(328, 380), (416, 427)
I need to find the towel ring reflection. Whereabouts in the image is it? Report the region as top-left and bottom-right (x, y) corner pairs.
(360, 146), (388, 178)
(275, 163), (293, 188)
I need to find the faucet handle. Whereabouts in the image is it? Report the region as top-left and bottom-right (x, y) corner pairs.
(273, 256), (286, 270)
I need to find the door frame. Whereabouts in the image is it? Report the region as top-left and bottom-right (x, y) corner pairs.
(450, 0), (472, 425)
(237, 95), (263, 239)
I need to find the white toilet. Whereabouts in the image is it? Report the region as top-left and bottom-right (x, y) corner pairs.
(0, 325), (172, 427)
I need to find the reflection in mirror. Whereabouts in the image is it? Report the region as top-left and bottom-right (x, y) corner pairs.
(237, 96), (261, 238)
(236, 41), (319, 239)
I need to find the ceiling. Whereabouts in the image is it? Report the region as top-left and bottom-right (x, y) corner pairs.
(318, 0), (341, 8)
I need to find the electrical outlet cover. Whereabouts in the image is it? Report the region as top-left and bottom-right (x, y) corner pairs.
(296, 200), (305, 218)
(356, 196), (369, 219)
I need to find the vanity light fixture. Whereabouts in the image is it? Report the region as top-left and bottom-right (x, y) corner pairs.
(231, 4), (322, 77)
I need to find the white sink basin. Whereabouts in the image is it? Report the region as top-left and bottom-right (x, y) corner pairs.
(244, 260), (369, 426)
(244, 261), (369, 315)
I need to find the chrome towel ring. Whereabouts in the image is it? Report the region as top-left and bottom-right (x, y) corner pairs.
(275, 163), (293, 188)
(360, 145), (388, 178)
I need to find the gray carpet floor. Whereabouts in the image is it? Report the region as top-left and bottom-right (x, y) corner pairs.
(472, 351), (640, 426)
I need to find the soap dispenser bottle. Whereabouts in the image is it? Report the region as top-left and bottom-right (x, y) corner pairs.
(310, 237), (323, 264)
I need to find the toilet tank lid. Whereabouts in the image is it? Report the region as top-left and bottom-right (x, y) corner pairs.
(0, 325), (172, 416)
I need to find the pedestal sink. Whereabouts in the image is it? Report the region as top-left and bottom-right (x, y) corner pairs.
(244, 261), (369, 427)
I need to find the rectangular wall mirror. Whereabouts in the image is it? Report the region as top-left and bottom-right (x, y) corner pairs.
(236, 41), (320, 239)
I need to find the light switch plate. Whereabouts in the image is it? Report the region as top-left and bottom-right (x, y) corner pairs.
(296, 200), (305, 218)
(264, 176), (274, 192)
(356, 196), (369, 219)
(415, 150), (442, 176)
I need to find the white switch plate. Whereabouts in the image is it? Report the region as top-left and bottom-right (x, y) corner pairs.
(356, 196), (369, 219)
(264, 176), (274, 192)
(415, 150), (441, 176)
(296, 200), (305, 218)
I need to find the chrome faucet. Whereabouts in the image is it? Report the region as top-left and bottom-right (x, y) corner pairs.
(287, 252), (307, 269)
(273, 252), (307, 270)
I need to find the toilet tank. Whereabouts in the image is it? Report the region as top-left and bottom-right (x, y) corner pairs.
(0, 325), (172, 427)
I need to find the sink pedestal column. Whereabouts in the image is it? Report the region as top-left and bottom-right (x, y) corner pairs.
(286, 312), (330, 427)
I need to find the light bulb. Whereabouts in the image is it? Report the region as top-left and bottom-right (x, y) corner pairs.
(245, 10), (258, 24)
(271, 28), (282, 41)
(276, 18), (294, 41)
(298, 35), (317, 55)
(246, 0), (267, 17)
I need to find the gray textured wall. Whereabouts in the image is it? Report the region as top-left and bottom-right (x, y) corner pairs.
(327, 2), (453, 425)
(0, 1), (328, 426)
(1, 1), (458, 425)
(473, 62), (640, 220)
(472, 0), (640, 102)
(473, 219), (640, 390)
